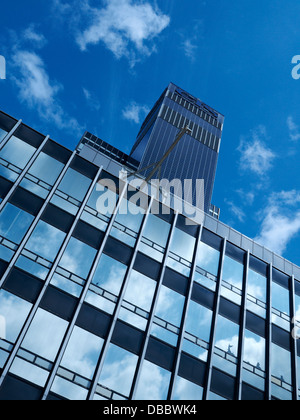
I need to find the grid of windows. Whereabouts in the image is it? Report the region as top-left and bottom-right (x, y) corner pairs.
(0, 115), (300, 401)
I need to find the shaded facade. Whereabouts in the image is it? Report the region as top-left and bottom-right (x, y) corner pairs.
(0, 108), (299, 402)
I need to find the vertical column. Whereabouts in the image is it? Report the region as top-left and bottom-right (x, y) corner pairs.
(236, 250), (250, 400)
(290, 275), (298, 400)
(202, 238), (227, 401)
(87, 194), (155, 400)
(265, 263), (273, 400)
(168, 224), (203, 400)
(0, 119), (22, 151)
(129, 211), (179, 401)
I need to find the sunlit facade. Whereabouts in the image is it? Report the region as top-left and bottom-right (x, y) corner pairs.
(0, 108), (300, 401)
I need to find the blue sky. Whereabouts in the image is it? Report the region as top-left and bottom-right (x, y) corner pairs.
(1, 0), (300, 265)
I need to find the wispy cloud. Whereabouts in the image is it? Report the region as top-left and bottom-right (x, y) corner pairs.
(122, 101), (150, 124)
(287, 116), (300, 142)
(73, 0), (170, 67)
(83, 87), (101, 111)
(179, 20), (203, 61)
(23, 24), (47, 49)
(238, 126), (276, 177)
(225, 199), (246, 223)
(254, 190), (300, 255)
(11, 49), (83, 135)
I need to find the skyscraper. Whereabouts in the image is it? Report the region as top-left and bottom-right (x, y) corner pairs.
(130, 83), (224, 214)
(0, 85), (299, 401)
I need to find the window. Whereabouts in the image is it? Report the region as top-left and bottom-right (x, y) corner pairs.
(172, 376), (203, 400)
(213, 315), (239, 376)
(59, 237), (97, 280)
(21, 152), (64, 198)
(0, 290), (32, 344)
(9, 309), (68, 388)
(243, 329), (265, 391)
(221, 256), (244, 305)
(151, 285), (185, 346)
(51, 168), (92, 214)
(139, 214), (171, 262)
(98, 344), (138, 398)
(59, 326), (104, 380)
(0, 136), (36, 181)
(272, 281), (290, 331)
(110, 198), (146, 247)
(271, 343), (292, 400)
(119, 270), (156, 330)
(134, 360), (171, 400)
(16, 220), (66, 280)
(0, 203), (34, 261)
(247, 269), (267, 318)
(167, 228), (195, 276)
(194, 241), (220, 291)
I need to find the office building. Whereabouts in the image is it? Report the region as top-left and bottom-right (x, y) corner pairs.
(130, 83), (224, 214)
(0, 87), (299, 401)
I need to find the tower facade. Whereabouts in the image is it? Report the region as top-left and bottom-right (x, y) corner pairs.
(130, 83), (224, 214)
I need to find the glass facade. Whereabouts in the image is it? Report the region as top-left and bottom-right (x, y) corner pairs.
(0, 110), (300, 402)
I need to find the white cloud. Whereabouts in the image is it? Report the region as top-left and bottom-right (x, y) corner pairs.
(23, 24), (47, 48)
(75, 0), (170, 66)
(83, 87), (101, 111)
(225, 199), (246, 223)
(122, 101), (150, 124)
(254, 190), (300, 255)
(12, 49), (83, 134)
(238, 126), (276, 176)
(181, 39), (198, 61)
(287, 116), (300, 142)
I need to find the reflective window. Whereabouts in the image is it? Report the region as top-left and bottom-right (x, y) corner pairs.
(119, 270), (156, 330)
(59, 237), (97, 280)
(0, 203), (33, 244)
(139, 214), (170, 262)
(51, 168), (92, 214)
(51, 376), (88, 400)
(196, 241), (220, 277)
(111, 198), (146, 247)
(173, 376), (203, 400)
(81, 182), (118, 231)
(0, 136), (36, 181)
(60, 326), (103, 379)
(271, 343), (292, 400)
(167, 228), (195, 275)
(271, 343), (292, 384)
(272, 282), (290, 330)
(25, 221), (66, 262)
(185, 300), (212, 343)
(221, 256), (244, 305)
(98, 344), (138, 398)
(151, 285), (185, 346)
(134, 360), (171, 400)
(243, 329), (265, 390)
(0, 290), (32, 343)
(247, 269), (267, 318)
(21, 308), (68, 361)
(91, 254), (127, 296)
(213, 315), (239, 376)
(21, 152), (64, 198)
